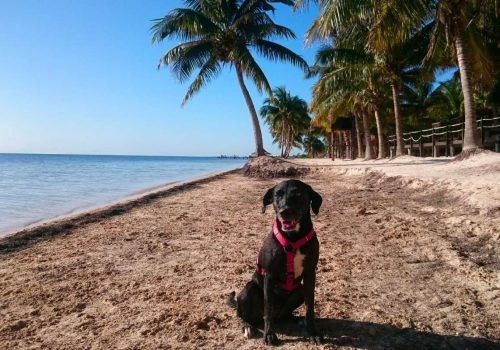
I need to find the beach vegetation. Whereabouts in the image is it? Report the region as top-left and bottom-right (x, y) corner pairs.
(302, 133), (326, 158)
(260, 86), (310, 158)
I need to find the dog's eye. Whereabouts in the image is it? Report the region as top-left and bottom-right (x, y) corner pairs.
(276, 190), (284, 197)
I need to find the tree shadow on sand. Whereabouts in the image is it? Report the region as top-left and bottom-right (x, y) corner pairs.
(273, 317), (499, 349)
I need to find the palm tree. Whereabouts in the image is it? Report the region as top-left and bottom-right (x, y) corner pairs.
(428, 77), (464, 122)
(260, 86), (310, 158)
(151, 0), (308, 156)
(308, 19), (430, 160)
(370, 23), (432, 156)
(302, 134), (325, 158)
(309, 61), (376, 160)
(373, 0), (494, 154)
(424, 0), (497, 154)
(296, 0), (498, 157)
(299, 1), (431, 157)
(401, 78), (437, 129)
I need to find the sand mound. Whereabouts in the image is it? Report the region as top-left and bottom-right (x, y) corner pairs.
(453, 148), (491, 161)
(242, 156), (309, 178)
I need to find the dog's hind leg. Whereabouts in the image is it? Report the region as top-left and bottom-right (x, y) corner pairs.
(236, 281), (264, 338)
(276, 287), (304, 321)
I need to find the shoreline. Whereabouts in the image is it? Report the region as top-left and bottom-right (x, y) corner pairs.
(0, 167), (242, 251)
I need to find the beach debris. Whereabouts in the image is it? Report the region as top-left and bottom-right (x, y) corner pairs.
(29, 309), (40, 317)
(356, 205), (367, 215)
(73, 302), (87, 313)
(9, 320), (27, 331)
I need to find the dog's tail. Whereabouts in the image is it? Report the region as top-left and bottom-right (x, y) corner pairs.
(226, 291), (237, 310)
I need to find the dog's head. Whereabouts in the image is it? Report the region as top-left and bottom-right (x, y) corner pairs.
(262, 180), (322, 232)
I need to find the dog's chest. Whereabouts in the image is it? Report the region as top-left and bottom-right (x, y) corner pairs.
(293, 249), (306, 278)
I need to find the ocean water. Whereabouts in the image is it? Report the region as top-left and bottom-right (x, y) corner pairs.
(0, 154), (246, 234)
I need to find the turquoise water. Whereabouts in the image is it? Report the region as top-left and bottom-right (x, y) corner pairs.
(0, 154), (246, 234)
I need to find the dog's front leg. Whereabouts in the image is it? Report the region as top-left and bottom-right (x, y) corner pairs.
(303, 270), (322, 344)
(263, 273), (279, 346)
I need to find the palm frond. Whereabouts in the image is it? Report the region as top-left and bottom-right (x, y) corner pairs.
(182, 58), (222, 105)
(254, 40), (309, 73)
(158, 40), (214, 82)
(248, 23), (297, 41)
(150, 8), (218, 43)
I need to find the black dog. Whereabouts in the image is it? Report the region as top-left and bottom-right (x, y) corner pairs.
(229, 179), (323, 345)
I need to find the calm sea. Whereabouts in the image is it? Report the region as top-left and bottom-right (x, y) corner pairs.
(0, 153), (246, 235)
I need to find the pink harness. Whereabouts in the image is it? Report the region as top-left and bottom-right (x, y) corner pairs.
(256, 219), (316, 292)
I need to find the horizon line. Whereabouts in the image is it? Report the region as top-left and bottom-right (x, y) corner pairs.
(0, 152), (251, 158)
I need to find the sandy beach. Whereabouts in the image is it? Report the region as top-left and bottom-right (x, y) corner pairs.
(1, 156), (499, 349)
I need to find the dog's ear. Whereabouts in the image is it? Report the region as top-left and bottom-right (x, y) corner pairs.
(262, 187), (274, 214)
(309, 187), (322, 215)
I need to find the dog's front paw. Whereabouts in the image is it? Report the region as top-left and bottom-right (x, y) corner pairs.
(306, 320), (322, 344)
(242, 326), (257, 339)
(263, 332), (279, 346)
(307, 334), (323, 345)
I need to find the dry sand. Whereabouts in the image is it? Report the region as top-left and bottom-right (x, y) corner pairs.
(1, 155), (499, 349)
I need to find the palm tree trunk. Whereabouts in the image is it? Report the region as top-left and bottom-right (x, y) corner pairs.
(343, 131), (350, 158)
(362, 110), (373, 160)
(235, 64), (265, 156)
(281, 121), (286, 157)
(285, 127), (292, 158)
(453, 21), (481, 152)
(374, 106), (385, 159)
(390, 80), (404, 156)
(354, 113), (363, 158)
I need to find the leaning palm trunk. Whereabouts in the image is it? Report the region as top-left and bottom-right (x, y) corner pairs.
(354, 114), (363, 158)
(454, 22), (480, 152)
(390, 81), (405, 156)
(362, 110), (373, 160)
(374, 107), (385, 159)
(235, 64), (265, 156)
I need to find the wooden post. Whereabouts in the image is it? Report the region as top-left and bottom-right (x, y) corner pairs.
(431, 127), (436, 157)
(351, 130), (355, 159)
(409, 132), (413, 156)
(330, 130), (334, 160)
(341, 132), (345, 159)
(419, 131), (423, 157)
(445, 125), (450, 157)
(331, 131), (335, 161)
(480, 117), (485, 146)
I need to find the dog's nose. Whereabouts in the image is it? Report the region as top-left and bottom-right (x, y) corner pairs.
(279, 208), (291, 218)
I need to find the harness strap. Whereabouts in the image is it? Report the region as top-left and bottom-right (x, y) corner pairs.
(256, 219), (316, 292)
(272, 219), (316, 250)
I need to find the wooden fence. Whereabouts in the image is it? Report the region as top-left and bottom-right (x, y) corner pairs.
(387, 116), (500, 157)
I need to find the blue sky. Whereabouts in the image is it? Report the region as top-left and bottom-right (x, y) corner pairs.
(0, 0), (319, 156)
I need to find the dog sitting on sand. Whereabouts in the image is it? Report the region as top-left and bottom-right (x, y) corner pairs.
(228, 179), (323, 345)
